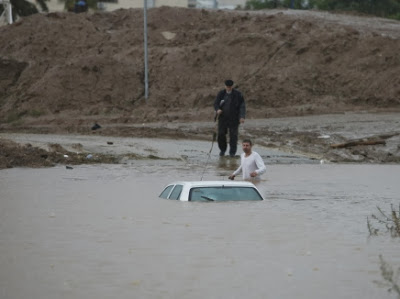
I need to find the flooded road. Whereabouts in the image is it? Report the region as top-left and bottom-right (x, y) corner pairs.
(1, 161), (400, 299)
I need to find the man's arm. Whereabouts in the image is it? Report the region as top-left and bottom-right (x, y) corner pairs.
(254, 153), (266, 175)
(229, 164), (242, 180)
(238, 92), (246, 123)
(214, 90), (224, 112)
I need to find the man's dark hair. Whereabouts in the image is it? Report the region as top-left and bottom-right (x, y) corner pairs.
(225, 79), (234, 87)
(242, 139), (252, 145)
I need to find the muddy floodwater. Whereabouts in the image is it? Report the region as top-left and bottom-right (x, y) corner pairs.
(1, 158), (400, 298)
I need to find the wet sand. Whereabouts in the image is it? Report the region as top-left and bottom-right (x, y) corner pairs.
(0, 130), (315, 168)
(2, 112), (400, 166)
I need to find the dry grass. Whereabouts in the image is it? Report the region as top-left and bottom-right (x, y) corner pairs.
(368, 204), (400, 237)
(368, 204), (400, 298)
(378, 255), (400, 298)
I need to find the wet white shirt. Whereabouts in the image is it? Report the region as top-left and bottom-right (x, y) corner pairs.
(232, 151), (266, 181)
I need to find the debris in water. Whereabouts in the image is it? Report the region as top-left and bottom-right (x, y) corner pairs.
(91, 123), (101, 130)
(287, 268), (293, 276)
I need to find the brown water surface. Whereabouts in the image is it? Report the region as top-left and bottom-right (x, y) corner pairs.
(1, 163), (399, 299)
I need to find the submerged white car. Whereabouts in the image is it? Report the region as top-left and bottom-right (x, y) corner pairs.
(159, 181), (264, 202)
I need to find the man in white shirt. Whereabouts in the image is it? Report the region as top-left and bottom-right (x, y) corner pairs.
(228, 139), (266, 181)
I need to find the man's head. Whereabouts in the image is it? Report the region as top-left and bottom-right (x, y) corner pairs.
(242, 139), (253, 154)
(224, 79), (234, 93)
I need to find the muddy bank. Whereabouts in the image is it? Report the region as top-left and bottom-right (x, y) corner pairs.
(1, 112), (399, 169)
(0, 138), (121, 169)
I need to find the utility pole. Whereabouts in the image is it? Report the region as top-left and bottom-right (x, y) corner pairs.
(213, 0), (218, 9)
(0, 0), (13, 24)
(143, 0), (149, 100)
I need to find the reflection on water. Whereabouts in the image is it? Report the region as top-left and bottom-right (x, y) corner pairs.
(217, 156), (240, 170)
(1, 163), (400, 299)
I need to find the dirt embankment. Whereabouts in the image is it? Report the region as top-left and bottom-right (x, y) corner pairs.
(0, 7), (399, 168)
(0, 138), (120, 169)
(0, 7), (399, 127)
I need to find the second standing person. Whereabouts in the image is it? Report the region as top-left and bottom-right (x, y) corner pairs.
(214, 79), (246, 157)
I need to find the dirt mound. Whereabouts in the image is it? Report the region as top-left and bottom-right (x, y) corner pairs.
(0, 138), (121, 169)
(0, 138), (64, 168)
(0, 7), (399, 129)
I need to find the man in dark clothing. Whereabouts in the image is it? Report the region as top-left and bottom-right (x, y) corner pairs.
(214, 80), (246, 157)
(74, 0), (88, 13)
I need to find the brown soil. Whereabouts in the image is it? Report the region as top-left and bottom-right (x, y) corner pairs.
(0, 7), (399, 168)
(0, 138), (120, 168)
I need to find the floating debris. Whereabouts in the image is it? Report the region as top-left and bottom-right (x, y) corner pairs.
(91, 123), (101, 130)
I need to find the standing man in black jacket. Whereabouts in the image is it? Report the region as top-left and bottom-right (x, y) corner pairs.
(214, 80), (246, 157)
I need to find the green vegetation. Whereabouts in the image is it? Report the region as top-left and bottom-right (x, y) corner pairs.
(29, 109), (45, 118)
(245, 0), (400, 20)
(245, 0), (307, 10)
(5, 109), (27, 123)
(378, 255), (400, 298)
(368, 204), (400, 237)
(0, 0), (96, 18)
(3, 0), (400, 20)
(5, 112), (20, 123)
(309, 0), (400, 19)
(0, 0), (49, 18)
(368, 204), (400, 298)
(62, 0), (98, 12)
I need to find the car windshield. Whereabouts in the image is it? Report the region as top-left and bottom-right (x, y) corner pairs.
(159, 185), (174, 199)
(189, 186), (263, 202)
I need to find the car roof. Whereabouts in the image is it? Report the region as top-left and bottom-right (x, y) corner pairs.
(167, 181), (257, 188)
(160, 180), (264, 201)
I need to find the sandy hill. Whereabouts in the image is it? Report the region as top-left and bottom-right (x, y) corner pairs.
(0, 7), (399, 128)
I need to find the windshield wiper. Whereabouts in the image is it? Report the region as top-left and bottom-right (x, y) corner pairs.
(201, 196), (215, 201)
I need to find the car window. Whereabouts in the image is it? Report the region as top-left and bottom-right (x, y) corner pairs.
(189, 187), (263, 202)
(169, 184), (183, 200)
(159, 185), (174, 199)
